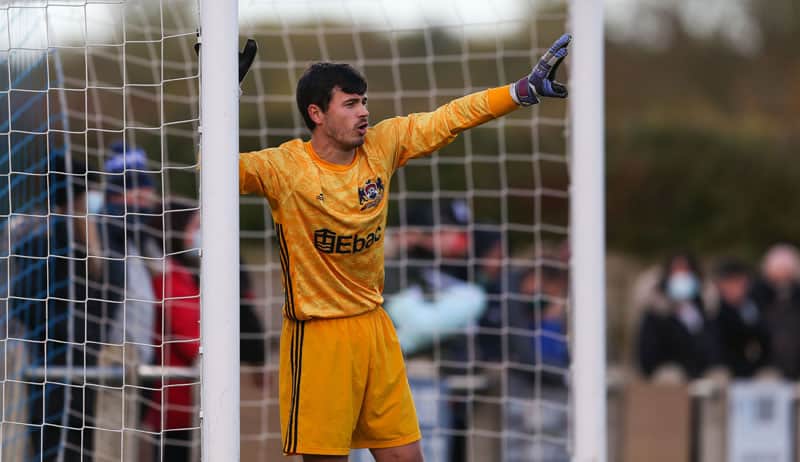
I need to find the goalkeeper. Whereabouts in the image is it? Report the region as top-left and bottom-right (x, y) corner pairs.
(238, 34), (571, 461)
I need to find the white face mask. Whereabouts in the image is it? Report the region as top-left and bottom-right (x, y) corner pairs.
(667, 272), (699, 301)
(192, 230), (201, 249)
(87, 190), (105, 214)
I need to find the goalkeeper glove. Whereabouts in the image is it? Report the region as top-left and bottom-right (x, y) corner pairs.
(237, 39), (258, 84)
(511, 33), (572, 106)
(194, 38), (258, 85)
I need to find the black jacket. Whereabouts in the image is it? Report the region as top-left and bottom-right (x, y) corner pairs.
(9, 216), (102, 461)
(10, 216), (102, 365)
(751, 278), (800, 379)
(715, 299), (771, 377)
(637, 297), (720, 379)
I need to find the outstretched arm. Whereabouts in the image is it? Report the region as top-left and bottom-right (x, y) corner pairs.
(385, 33), (572, 169)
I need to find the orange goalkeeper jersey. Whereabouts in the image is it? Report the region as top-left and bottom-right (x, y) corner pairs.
(239, 86), (518, 320)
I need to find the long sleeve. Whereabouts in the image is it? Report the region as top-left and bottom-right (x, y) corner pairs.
(385, 282), (487, 355)
(239, 147), (294, 209)
(152, 262), (200, 365)
(121, 249), (156, 364)
(370, 85), (518, 171)
(637, 312), (664, 377)
(169, 296), (200, 363)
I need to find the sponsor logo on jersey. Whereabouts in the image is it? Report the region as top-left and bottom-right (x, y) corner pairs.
(358, 177), (384, 211)
(314, 226), (382, 254)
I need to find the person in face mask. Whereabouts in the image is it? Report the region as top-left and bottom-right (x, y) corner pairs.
(91, 142), (160, 460)
(636, 252), (721, 380)
(102, 141), (160, 250)
(94, 142), (159, 361)
(382, 199), (486, 462)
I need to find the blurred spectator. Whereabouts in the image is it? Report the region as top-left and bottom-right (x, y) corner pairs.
(384, 199), (487, 356)
(145, 202), (201, 461)
(472, 229), (504, 288)
(384, 198), (487, 462)
(751, 244), (800, 379)
(95, 141), (158, 364)
(637, 252), (719, 380)
(482, 252), (570, 380)
(92, 142), (160, 460)
(10, 155), (102, 461)
(713, 259), (771, 378)
(519, 266), (570, 373)
(505, 264), (570, 462)
(474, 229), (506, 362)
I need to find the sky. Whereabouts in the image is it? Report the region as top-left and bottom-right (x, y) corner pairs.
(239, 0), (762, 54)
(604, 0), (762, 53)
(239, 0), (536, 31)
(1, 0), (763, 54)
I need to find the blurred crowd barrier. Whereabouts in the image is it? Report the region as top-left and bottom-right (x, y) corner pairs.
(609, 370), (800, 462)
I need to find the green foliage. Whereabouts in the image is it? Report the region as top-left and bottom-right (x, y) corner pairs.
(607, 122), (800, 259)
(604, 1), (800, 259)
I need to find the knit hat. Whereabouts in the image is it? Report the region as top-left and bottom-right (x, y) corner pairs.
(104, 141), (153, 196)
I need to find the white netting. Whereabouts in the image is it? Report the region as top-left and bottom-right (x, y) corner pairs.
(1, 1), (202, 460)
(1, 1), (572, 461)
(238, 1), (571, 461)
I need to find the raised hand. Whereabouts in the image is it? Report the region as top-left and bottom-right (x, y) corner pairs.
(511, 33), (572, 106)
(194, 37), (258, 85)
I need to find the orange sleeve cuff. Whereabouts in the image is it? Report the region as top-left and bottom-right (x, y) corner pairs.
(487, 85), (519, 117)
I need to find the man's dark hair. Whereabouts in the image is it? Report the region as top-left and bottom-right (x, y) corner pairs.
(49, 154), (87, 211)
(296, 62), (367, 131)
(154, 198), (199, 272)
(714, 258), (751, 280)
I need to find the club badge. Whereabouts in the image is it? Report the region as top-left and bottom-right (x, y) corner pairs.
(358, 177), (384, 211)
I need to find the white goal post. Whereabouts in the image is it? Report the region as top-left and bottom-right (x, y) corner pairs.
(569, 0), (606, 461)
(198, 0), (241, 461)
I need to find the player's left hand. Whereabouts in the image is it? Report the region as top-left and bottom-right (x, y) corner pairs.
(194, 37), (258, 85)
(511, 33), (572, 106)
(237, 39), (258, 84)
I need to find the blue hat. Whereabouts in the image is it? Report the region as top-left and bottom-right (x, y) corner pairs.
(104, 141), (153, 195)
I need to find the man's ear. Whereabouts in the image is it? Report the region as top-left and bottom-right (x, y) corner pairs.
(308, 104), (324, 127)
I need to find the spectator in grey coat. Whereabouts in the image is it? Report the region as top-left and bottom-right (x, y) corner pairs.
(751, 244), (800, 379)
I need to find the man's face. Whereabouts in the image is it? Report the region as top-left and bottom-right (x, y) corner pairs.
(312, 87), (369, 150)
(717, 274), (750, 306)
(436, 229), (469, 258)
(108, 186), (156, 211)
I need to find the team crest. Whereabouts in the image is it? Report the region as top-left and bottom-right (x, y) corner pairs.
(358, 177), (385, 211)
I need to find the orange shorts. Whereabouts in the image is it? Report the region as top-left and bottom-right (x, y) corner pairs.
(279, 308), (421, 456)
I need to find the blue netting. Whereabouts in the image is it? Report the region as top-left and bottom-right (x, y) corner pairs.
(0, 46), (80, 460)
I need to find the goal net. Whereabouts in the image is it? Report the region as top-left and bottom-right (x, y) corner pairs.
(1, 0), (585, 461)
(237, 1), (573, 461)
(1, 1), (202, 460)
